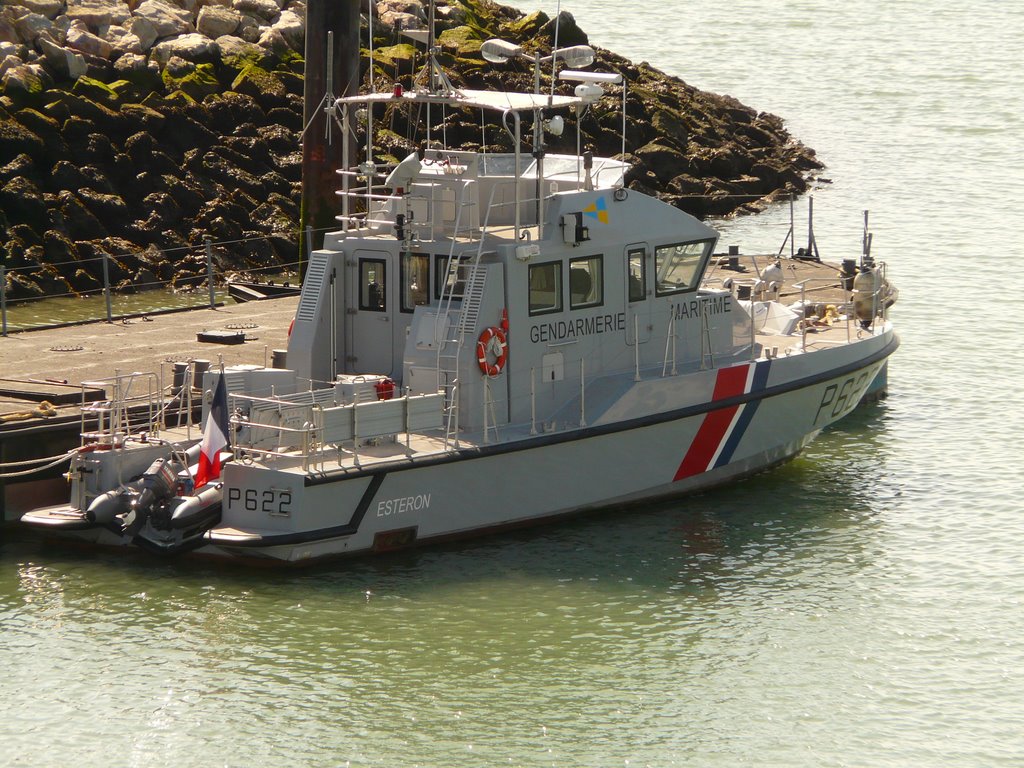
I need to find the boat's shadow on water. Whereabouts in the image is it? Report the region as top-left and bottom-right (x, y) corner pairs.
(5, 401), (895, 597)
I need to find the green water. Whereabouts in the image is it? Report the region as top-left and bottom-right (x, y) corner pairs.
(3, 409), (917, 766)
(4, 1), (1024, 765)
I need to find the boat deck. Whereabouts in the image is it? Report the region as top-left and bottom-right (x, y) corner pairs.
(0, 255), (848, 429)
(247, 432), (460, 477)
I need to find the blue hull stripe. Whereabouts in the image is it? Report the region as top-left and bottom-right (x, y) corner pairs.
(714, 360), (772, 468)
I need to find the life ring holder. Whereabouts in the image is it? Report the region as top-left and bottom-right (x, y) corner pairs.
(476, 326), (508, 377)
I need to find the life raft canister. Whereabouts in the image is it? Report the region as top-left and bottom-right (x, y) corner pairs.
(476, 326), (508, 377)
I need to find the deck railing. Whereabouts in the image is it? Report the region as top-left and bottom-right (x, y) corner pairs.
(227, 389), (446, 472)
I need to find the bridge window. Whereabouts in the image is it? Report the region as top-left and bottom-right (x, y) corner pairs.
(627, 248), (646, 303)
(569, 255), (603, 309)
(400, 252), (430, 312)
(655, 240), (713, 296)
(529, 261), (562, 315)
(434, 254), (466, 300)
(359, 259), (386, 312)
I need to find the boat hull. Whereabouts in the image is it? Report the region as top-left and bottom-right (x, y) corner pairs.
(205, 332), (897, 564)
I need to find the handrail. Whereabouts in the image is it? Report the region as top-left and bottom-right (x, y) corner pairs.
(78, 371), (164, 446)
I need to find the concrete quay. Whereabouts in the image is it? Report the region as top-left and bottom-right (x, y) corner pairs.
(0, 297), (299, 423)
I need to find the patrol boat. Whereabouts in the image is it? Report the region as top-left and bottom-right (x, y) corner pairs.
(21, 30), (898, 563)
(198, 49), (896, 562)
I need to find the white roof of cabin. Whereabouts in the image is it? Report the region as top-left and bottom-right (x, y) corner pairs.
(335, 88), (584, 113)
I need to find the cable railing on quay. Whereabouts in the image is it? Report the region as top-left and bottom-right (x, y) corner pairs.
(0, 231), (313, 336)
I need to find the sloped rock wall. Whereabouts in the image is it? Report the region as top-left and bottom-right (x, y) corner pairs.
(0, 0), (821, 299)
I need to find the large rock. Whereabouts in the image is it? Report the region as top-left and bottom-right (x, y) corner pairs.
(0, 151), (37, 185)
(53, 188), (107, 239)
(112, 51), (161, 90)
(215, 33), (264, 68)
(64, 0), (131, 31)
(0, 107), (46, 159)
(119, 100), (165, 130)
(126, 15), (158, 50)
(103, 25), (144, 56)
(0, 52), (24, 79)
(255, 24), (286, 53)
(14, 105), (68, 156)
(14, 12), (53, 45)
(230, 61), (286, 109)
(133, 0), (194, 38)
(50, 158), (93, 191)
(0, 7), (19, 45)
(1, 175), (49, 230)
(37, 35), (88, 79)
(269, 8), (301, 51)
(284, 0), (304, 23)
(161, 56), (220, 99)
(232, 0), (278, 23)
(66, 20), (113, 59)
(233, 13), (262, 43)
(375, 1), (425, 22)
(196, 5), (239, 38)
(151, 33), (219, 66)
(41, 229), (80, 266)
(76, 185), (129, 226)
(9, 0), (63, 20)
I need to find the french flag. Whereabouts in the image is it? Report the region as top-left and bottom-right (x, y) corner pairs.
(195, 374), (229, 489)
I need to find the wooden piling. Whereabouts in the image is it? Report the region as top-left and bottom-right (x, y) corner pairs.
(299, 0), (361, 270)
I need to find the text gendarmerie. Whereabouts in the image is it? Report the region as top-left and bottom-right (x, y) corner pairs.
(530, 312), (626, 344)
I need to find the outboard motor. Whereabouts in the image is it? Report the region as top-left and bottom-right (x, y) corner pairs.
(132, 458), (178, 512)
(119, 457), (180, 536)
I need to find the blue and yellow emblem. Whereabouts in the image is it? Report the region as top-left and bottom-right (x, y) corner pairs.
(583, 197), (609, 225)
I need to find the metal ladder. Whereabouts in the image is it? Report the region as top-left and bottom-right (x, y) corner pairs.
(435, 179), (501, 445)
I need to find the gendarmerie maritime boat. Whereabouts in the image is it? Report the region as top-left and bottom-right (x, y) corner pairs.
(21, 8), (898, 563)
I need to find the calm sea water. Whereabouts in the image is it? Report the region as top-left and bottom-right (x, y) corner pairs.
(3, 2), (1023, 766)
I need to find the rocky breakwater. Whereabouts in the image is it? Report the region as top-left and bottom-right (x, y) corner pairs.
(0, 0), (306, 300)
(0, 0), (822, 301)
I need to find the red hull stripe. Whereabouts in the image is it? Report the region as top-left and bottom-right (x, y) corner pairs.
(673, 364), (752, 482)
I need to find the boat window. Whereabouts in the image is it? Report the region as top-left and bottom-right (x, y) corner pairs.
(655, 240), (713, 296)
(480, 154), (529, 177)
(628, 248), (646, 303)
(434, 254), (466, 300)
(400, 252), (430, 312)
(569, 255), (603, 309)
(359, 259), (386, 312)
(529, 261), (562, 316)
